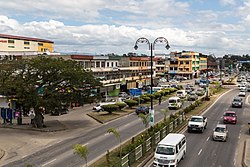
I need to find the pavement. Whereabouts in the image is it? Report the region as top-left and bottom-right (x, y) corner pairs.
(0, 104), (99, 166)
(235, 95), (250, 167)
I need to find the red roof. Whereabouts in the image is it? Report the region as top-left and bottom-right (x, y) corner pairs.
(0, 34), (54, 43)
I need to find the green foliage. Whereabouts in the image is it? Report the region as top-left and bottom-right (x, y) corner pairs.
(124, 99), (138, 108)
(115, 102), (127, 110)
(102, 104), (119, 114)
(73, 144), (89, 166)
(147, 94), (155, 99)
(132, 97), (145, 104)
(153, 92), (161, 99)
(0, 57), (101, 115)
(140, 95), (150, 102)
(137, 113), (150, 128)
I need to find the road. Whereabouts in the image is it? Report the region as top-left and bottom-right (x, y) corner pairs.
(3, 89), (194, 167)
(148, 88), (249, 167)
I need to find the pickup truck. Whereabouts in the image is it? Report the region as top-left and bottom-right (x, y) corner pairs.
(188, 116), (207, 133)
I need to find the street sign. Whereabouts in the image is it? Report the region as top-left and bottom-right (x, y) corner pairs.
(149, 109), (154, 127)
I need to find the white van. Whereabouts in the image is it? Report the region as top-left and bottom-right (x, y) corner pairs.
(168, 97), (182, 110)
(153, 133), (186, 167)
(176, 90), (187, 98)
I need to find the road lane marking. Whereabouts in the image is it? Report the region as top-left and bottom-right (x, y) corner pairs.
(42, 159), (57, 166)
(206, 137), (210, 141)
(198, 149), (202, 155)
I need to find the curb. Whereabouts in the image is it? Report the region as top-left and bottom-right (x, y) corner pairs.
(242, 140), (247, 167)
(0, 149), (5, 160)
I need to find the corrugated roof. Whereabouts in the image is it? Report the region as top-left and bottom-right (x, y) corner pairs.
(0, 34), (54, 43)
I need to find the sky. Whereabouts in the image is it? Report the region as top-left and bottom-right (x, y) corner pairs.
(0, 0), (250, 57)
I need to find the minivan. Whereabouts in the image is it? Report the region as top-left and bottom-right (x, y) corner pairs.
(168, 97), (182, 110)
(176, 90), (187, 98)
(153, 133), (186, 167)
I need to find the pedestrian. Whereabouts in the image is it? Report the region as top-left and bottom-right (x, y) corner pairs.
(29, 108), (35, 125)
(159, 96), (162, 105)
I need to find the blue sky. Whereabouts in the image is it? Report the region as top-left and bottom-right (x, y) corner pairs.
(0, 0), (250, 57)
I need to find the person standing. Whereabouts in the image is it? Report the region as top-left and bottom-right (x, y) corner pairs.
(159, 96), (162, 105)
(29, 109), (35, 125)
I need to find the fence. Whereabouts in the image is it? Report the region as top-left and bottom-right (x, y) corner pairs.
(111, 113), (186, 167)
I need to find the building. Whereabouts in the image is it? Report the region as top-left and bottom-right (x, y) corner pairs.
(0, 34), (54, 58)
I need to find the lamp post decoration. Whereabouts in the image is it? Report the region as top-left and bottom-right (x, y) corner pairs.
(134, 37), (170, 127)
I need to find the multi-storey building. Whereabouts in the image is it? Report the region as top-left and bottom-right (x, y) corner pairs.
(168, 51), (207, 79)
(0, 34), (54, 58)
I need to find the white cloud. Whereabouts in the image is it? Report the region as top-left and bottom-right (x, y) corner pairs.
(219, 0), (236, 6)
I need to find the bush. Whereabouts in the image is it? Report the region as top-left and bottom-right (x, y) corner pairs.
(141, 96), (151, 102)
(102, 104), (119, 114)
(115, 102), (127, 110)
(147, 94), (155, 100)
(133, 97), (145, 104)
(124, 99), (138, 108)
(161, 89), (170, 96)
(153, 92), (162, 99)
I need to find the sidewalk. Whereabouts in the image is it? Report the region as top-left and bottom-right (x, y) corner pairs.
(0, 104), (99, 165)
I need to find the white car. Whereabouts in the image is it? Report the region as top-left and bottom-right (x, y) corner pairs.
(169, 79), (179, 84)
(213, 124), (228, 142)
(239, 90), (246, 97)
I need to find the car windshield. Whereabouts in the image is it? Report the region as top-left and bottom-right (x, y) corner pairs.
(225, 113), (236, 117)
(156, 145), (175, 155)
(177, 92), (183, 94)
(169, 99), (177, 103)
(190, 117), (203, 122)
(215, 127), (225, 132)
(233, 98), (241, 102)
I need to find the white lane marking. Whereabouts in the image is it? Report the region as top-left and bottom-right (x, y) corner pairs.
(105, 133), (109, 136)
(42, 159), (57, 166)
(22, 155), (27, 158)
(206, 137), (210, 141)
(198, 149), (202, 155)
(234, 159), (236, 166)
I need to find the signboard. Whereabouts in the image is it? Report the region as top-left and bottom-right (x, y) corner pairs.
(129, 88), (142, 96)
(149, 109), (154, 127)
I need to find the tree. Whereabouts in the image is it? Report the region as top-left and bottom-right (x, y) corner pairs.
(137, 113), (150, 128)
(73, 144), (89, 167)
(159, 109), (169, 123)
(107, 128), (122, 158)
(0, 56), (102, 128)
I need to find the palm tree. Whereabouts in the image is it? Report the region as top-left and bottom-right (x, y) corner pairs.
(73, 144), (89, 167)
(137, 113), (150, 128)
(107, 128), (122, 158)
(159, 109), (169, 123)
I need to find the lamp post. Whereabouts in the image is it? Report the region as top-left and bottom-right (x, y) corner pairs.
(134, 37), (170, 127)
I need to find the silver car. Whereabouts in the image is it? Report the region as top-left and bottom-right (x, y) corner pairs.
(212, 124), (228, 142)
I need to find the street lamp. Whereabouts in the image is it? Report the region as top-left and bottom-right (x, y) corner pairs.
(134, 37), (170, 127)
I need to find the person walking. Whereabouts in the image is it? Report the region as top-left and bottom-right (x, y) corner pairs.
(159, 96), (162, 105)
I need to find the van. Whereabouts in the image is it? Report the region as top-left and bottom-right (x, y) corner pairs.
(168, 97), (182, 109)
(176, 90), (187, 98)
(153, 133), (186, 167)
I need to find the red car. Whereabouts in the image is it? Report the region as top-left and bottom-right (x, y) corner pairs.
(223, 111), (237, 124)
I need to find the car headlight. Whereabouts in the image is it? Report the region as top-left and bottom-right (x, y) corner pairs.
(169, 159), (176, 163)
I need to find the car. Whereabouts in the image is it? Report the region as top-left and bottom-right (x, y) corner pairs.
(195, 79), (200, 85)
(199, 82), (207, 88)
(196, 88), (205, 96)
(169, 79), (179, 84)
(239, 90), (246, 97)
(135, 106), (149, 115)
(223, 111), (237, 124)
(239, 85), (246, 91)
(119, 92), (129, 97)
(92, 104), (104, 112)
(187, 92), (198, 101)
(212, 124), (228, 142)
(231, 96), (243, 108)
(185, 87), (192, 94)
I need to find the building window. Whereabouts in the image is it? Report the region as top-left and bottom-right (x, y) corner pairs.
(101, 62), (105, 67)
(8, 46), (15, 48)
(38, 43), (43, 46)
(24, 41), (30, 45)
(111, 62), (114, 67)
(96, 62), (100, 68)
(107, 62), (109, 67)
(24, 47), (30, 49)
(8, 40), (14, 43)
(116, 62), (118, 67)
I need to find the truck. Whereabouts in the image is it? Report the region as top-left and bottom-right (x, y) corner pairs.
(188, 116), (207, 133)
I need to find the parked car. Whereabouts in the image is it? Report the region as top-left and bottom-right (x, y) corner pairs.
(239, 90), (246, 97)
(223, 111), (237, 124)
(212, 124), (228, 142)
(231, 96), (243, 108)
(135, 106), (149, 115)
(119, 92), (129, 97)
(195, 79), (200, 85)
(187, 92), (198, 101)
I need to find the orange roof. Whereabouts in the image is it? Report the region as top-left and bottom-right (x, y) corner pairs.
(0, 34), (54, 43)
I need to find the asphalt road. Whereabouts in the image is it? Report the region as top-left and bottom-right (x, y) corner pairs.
(148, 88), (249, 167)
(3, 89), (194, 167)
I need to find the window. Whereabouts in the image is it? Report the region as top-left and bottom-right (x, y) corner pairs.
(96, 62), (100, 68)
(38, 43), (43, 46)
(8, 46), (15, 48)
(24, 41), (30, 45)
(24, 47), (30, 49)
(111, 62), (114, 67)
(8, 40), (14, 43)
(107, 62), (109, 67)
(101, 62), (105, 67)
